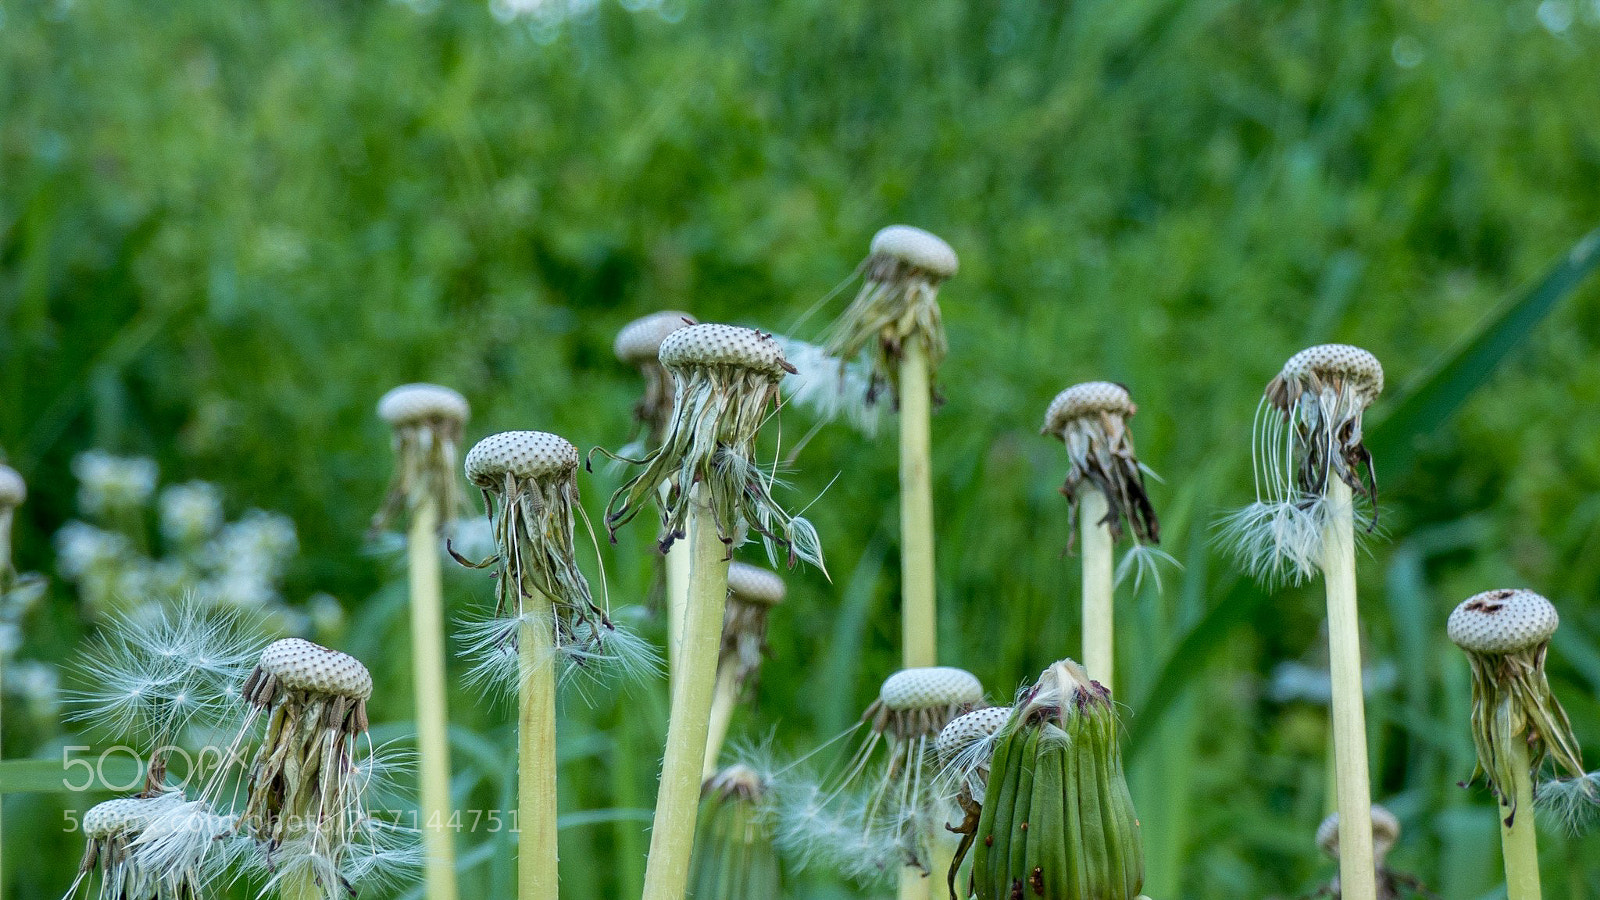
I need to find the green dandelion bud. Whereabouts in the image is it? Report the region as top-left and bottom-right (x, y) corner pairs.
(962, 659), (1143, 900)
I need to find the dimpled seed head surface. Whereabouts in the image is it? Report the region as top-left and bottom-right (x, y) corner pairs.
(0, 465), (24, 507)
(614, 311), (697, 364)
(869, 225), (959, 278)
(1448, 589), (1559, 655)
(1316, 806), (1400, 857)
(727, 562), (786, 606)
(464, 431), (579, 489)
(259, 638), (373, 700)
(1281, 344), (1384, 397)
(658, 324), (789, 377)
(377, 383), (470, 427)
(935, 705), (1012, 760)
(879, 666), (984, 711)
(82, 796), (166, 838)
(1044, 381), (1134, 433)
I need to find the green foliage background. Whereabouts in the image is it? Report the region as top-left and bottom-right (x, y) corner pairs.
(5, 0), (1600, 896)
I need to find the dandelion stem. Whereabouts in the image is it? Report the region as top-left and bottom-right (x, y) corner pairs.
(1080, 488), (1115, 693)
(642, 483), (732, 900)
(283, 864), (322, 900)
(408, 496), (460, 900)
(899, 333), (938, 670)
(664, 497), (692, 687)
(1321, 477), (1377, 900)
(1500, 737), (1543, 900)
(519, 589), (559, 900)
(702, 660), (739, 780)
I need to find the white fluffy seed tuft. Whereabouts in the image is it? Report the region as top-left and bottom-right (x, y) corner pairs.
(658, 324), (790, 377)
(1043, 381), (1134, 434)
(614, 311), (696, 364)
(727, 562), (786, 606)
(0, 464), (24, 507)
(1447, 589), (1559, 655)
(377, 383), (469, 426)
(464, 431), (579, 488)
(258, 638), (373, 700)
(869, 225), (959, 278)
(878, 666), (984, 711)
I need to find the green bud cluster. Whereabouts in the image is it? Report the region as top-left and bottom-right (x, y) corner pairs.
(688, 765), (781, 900)
(969, 661), (1143, 900)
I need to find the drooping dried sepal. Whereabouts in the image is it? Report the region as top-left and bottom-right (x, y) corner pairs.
(1262, 343), (1383, 504)
(1043, 381), (1159, 546)
(371, 383), (470, 536)
(615, 311), (698, 446)
(690, 765), (782, 900)
(604, 324), (823, 571)
(822, 225), (956, 404)
(962, 660), (1143, 900)
(1448, 589), (1586, 821)
(719, 562), (786, 692)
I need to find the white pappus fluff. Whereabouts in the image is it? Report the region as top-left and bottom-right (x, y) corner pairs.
(1537, 772), (1600, 835)
(771, 335), (883, 437)
(458, 607), (660, 703)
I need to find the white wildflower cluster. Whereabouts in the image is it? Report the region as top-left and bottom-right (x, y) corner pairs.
(52, 452), (333, 640)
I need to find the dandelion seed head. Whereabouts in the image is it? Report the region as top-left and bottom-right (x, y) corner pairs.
(728, 562), (786, 606)
(377, 383), (469, 427)
(869, 225), (959, 279)
(614, 311), (696, 365)
(1043, 380), (1162, 550)
(466, 431), (579, 488)
(878, 666), (983, 714)
(1448, 588), (1559, 655)
(659, 323), (791, 377)
(935, 705), (1011, 802)
(256, 638), (373, 700)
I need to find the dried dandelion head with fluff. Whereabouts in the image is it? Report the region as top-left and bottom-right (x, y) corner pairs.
(1043, 381), (1173, 587)
(1224, 344), (1383, 585)
(720, 562), (786, 693)
(371, 383), (471, 536)
(689, 764), (783, 900)
(1315, 807), (1427, 900)
(778, 666), (983, 882)
(1447, 589), (1596, 827)
(63, 792), (209, 900)
(959, 659), (1143, 900)
(233, 639), (374, 855)
(936, 705), (1011, 805)
(615, 311), (698, 449)
(821, 225), (957, 406)
(605, 324), (823, 570)
(459, 431), (653, 689)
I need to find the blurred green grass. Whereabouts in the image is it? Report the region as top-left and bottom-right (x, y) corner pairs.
(5, 0), (1600, 897)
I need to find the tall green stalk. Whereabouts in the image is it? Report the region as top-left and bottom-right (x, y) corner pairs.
(519, 591), (560, 900)
(641, 485), (733, 900)
(899, 333), (937, 670)
(409, 497), (460, 900)
(1499, 738), (1542, 900)
(1079, 488), (1115, 692)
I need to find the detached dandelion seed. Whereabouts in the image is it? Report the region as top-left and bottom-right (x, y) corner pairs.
(1042, 381), (1168, 691)
(1448, 589), (1590, 899)
(1223, 343), (1385, 900)
(374, 382), (469, 900)
(957, 659), (1143, 900)
(776, 667), (983, 888)
(703, 562), (786, 778)
(613, 310), (698, 685)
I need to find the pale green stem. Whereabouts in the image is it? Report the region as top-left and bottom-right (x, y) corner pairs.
(641, 484), (732, 900)
(898, 334), (938, 670)
(701, 660), (739, 780)
(1500, 736), (1543, 900)
(519, 591), (559, 900)
(282, 866), (322, 900)
(1321, 478), (1377, 900)
(664, 499), (692, 689)
(1080, 488), (1115, 693)
(408, 497), (460, 900)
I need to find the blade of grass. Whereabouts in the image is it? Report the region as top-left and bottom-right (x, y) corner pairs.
(1367, 226), (1600, 473)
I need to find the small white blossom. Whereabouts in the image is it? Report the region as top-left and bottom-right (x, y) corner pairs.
(72, 451), (158, 515)
(159, 481), (224, 546)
